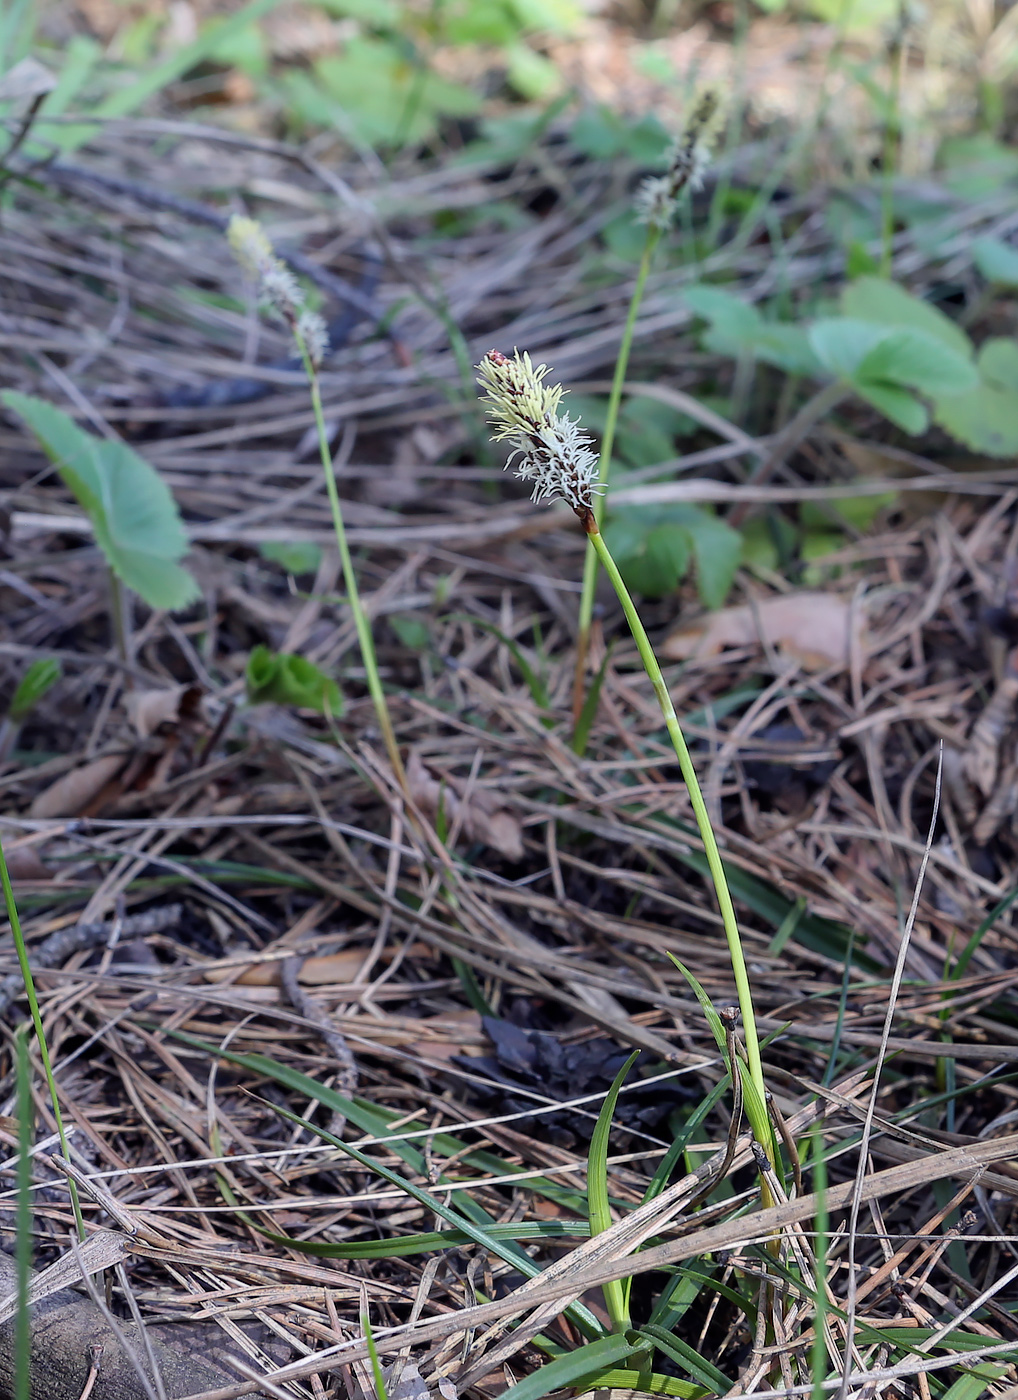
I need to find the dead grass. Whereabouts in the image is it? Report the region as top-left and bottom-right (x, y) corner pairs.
(1, 105), (1018, 1399)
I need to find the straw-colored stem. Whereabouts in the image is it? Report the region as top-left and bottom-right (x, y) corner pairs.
(0, 838), (86, 1239)
(572, 230), (660, 727)
(300, 348), (406, 792)
(585, 527), (768, 1140)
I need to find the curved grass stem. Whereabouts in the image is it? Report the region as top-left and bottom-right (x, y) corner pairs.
(585, 527), (769, 1149)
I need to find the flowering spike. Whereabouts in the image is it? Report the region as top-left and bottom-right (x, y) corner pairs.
(477, 349), (601, 521)
(635, 90), (722, 232)
(227, 214), (330, 368)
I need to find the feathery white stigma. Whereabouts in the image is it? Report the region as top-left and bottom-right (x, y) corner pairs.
(635, 90), (721, 233)
(477, 349), (601, 515)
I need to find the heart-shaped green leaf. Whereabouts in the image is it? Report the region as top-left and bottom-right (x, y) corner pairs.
(934, 338), (1018, 456)
(856, 328), (977, 396)
(841, 276), (973, 359)
(2, 391), (199, 611)
(973, 237), (1018, 289)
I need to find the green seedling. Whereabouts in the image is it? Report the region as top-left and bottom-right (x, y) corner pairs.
(0, 658), (61, 764)
(258, 539), (322, 576)
(245, 645), (342, 716)
(7, 658), (61, 723)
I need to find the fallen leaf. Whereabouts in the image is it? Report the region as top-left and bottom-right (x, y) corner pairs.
(204, 949), (366, 987)
(662, 591), (859, 671)
(124, 684), (203, 739)
(1, 845), (51, 881)
(29, 752), (132, 819)
(407, 751), (524, 861)
(203, 943), (435, 987)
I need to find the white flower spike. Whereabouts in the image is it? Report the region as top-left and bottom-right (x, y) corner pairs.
(636, 90), (721, 233)
(227, 214), (330, 368)
(477, 349), (602, 524)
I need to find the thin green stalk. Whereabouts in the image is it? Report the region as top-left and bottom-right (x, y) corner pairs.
(0, 837), (85, 1239)
(297, 341), (406, 791)
(225, 214), (405, 791)
(879, 11), (905, 278)
(585, 528), (767, 1140)
(14, 1026), (31, 1400)
(573, 230), (660, 726)
(809, 1127), (830, 1400)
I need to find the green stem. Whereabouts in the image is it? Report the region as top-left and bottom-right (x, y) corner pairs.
(300, 347), (406, 791)
(585, 528), (767, 1140)
(879, 24), (904, 278)
(14, 1027), (31, 1400)
(108, 568), (132, 672)
(573, 229), (660, 727)
(0, 838), (85, 1239)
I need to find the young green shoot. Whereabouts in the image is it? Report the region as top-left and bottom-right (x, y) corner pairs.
(572, 91), (721, 728)
(0, 837), (86, 1240)
(477, 348), (769, 1156)
(14, 1026), (31, 1400)
(227, 216), (406, 790)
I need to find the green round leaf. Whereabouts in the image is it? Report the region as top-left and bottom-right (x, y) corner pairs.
(2, 390), (199, 611)
(934, 338), (1018, 456)
(808, 318), (889, 379)
(856, 328), (977, 396)
(973, 236), (1018, 289)
(840, 276), (973, 359)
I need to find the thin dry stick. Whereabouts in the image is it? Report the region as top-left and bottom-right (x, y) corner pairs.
(837, 744), (943, 1400)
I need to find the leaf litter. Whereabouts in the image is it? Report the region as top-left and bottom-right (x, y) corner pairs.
(2, 95), (1018, 1400)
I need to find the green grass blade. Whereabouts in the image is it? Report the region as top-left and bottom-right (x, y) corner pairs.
(641, 1079), (730, 1208)
(500, 1333), (644, 1400)
(670, 955), (774, 1162)
(14, 1028), (31, 1400)
(0, 837), (85, 1239)
(164, 1030), (585, 1209)
(361, 1306), (388, 1400)
(573, 1369), (704, 1399)
(637, 1321), (733, 1391)
(46, 0), (284, 150)
(571, 645), (612, 756)
(451, 614), (550, 711)
(587, 1050), (638, 1331)
(248, 1092), (605, 1339)
(810, 1127), (829, 1400)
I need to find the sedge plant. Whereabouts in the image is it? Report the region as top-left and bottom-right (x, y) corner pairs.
(477, 348), (771, 1159)
(0, 837), (86, 1241)
(226, 217), (406, 790)
(572, 91), (721, 728)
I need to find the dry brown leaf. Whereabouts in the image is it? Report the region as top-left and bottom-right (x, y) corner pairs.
(124, 684), (203, 739)
(203, 942), (435, 986)
(662, 592), (859, 672)
(407, 751), (524, 861)
(1, 845), (51, 881)
(29, 752), (131, 819)
(204, 949), (366, 987)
